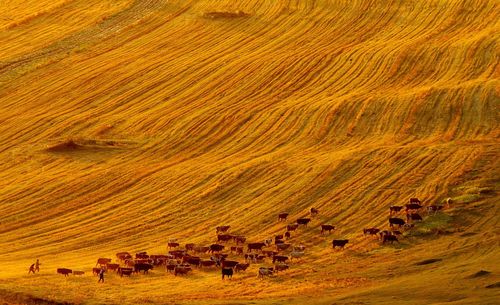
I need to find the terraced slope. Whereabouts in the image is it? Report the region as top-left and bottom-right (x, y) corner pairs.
(0, 0), (498, 304)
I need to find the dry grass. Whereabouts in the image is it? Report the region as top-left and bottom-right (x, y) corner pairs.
(0, 0), (499, 304)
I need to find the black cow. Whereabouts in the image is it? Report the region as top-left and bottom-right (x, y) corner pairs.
(247, 242), (266, 252)
(310, 208), (319, 216)
(297, 218), (311, 226)
(287, 224), (299, 231)
(389, 217), (406, 228)
(409, 198), (421, 204)
(272, 255), (288, 264)
(209, 244), (225, 253)
(389, 206), (403, 215)
(407, 213), (423, 222)
(382, 235), (399, 244)
(363, 228), (380, 235)
(332, 239), (349, 249)
(406, 203), (423, 211)
(134, 263), (153, 274)
(222, 267), (233, 279)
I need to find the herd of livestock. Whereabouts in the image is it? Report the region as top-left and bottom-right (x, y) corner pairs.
(54, 197), (450, 280)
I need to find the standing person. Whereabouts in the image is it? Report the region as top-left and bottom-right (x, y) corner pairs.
(98, 267), (105, 283)
(35, 259), (41, 273)
(28, 263), (35, 274)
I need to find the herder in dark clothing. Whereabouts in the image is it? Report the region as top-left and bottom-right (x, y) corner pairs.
(35, 259), (41, 273)
(98, 267), (105, 283)
(28, 264), (35, 274)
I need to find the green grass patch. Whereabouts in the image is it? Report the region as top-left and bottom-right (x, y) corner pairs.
(453, 194), (480, 204)
(409, 213), (453, 237)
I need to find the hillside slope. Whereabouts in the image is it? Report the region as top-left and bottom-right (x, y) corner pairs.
(0, 0), (498, 304)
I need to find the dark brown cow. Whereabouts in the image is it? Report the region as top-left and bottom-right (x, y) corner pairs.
(272, 255), (288, 264)
(389, 217), (406, 228)
(169, 250), (187, 258)
(332, 239), (349, 249)
(96, 258), (112, 267)
(118, 267), (133, 277)
(276, 243), (291, 251)
(310, 208), (319, 216)
(134, 263), (153, 274)
(217, 234), (234, 242)
(174, 266), (191, 276)
(297, 218), (311, 226)
(166, 263), (177, 273)
(321, 224), (335, 234)
(230, 246), (244, 255)
(379, 230), (392, 239)
(275, 239), (285, 245)
(116, 252), (132, 261)
(285, 231), (291, 239)
(274, 264), (289, 273)
(233, 236), (246, 244)
(57, 268), (72, 277)
(407, 213), (423, 222)
(92, 267), (101, 275)
(199, 260), (216, 268)
(382, 235), (399, 244)
(247, 242), (266, 252)
(222, 267), (233, 279)
(278, 213), (289, 221)
(183, 256), (201, 266)
(168, 242), (180, 249)
(209, 244), (225, 253)
(275, 234), (284, 241)
(216, 226), (230, 233)
(106, 263), (120, 272)
(185, 243), (195, 251)
(409, 198), (421, 204)
(389, 206), (403, 215)
(234, 263), (249, 272)
(221, 260), (239, 269)
(363, 228), (380, 235)
(406, 203), (423, 212)
(136, 252), (149, 259)
(287, 224), (299, 231)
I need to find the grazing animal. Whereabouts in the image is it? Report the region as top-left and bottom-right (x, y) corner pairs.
(275, 239), (285, 245)
(221, 260), (239, 269)
(217, 234), (234, 242)
(406, 213), (423, 222)
(409, 198), (421, 204)
(427, 205), (443, 214)
(278, 213), (289, 221)
(258, 267), (274, 278)
(92, 267), (101, 275)
(174, 266), (191, 276)
(118, 267), (133, 277)
(199, 260), (216, 268)
(216, 226), (230, 233)
(379, 230), (392, 239)
(276, 243), (291, 251)
(274, 264), (289, 273)
(116, 252), (132, 261)
(183, 256), (201, 266)
(321, 224), (335, 234)
(445, 197), (452, 208)
(169, 250), (187, 258)
(209, 244), (225, 253)
(389, 217), (406, 228)
(166, 263), (177, 273)
(222, 267), (233, 279)
(389, 206), (403, 215)
(332, 239), (349, 249)
(310, 208), (319, 216)
(290, 251), (305, 260)
(185, 243), (195, 251)
(297, 218), (311, 226)
(264, 238), (273, 246)
(193, 246), (209, 254)
(106, 263), (119, 272)
(406, 203), (423, 212)
(234, 263), (249, 272)
(96, 258), (112, 267)
(73, 271), (84, 276)
(285, 231), (291, 239)
(382, 235), (399, 244)
(363, 228), (380, 236)
(272, 255), (288, 264)
(233, 236), (246, 244)
(275, 234), (284, 241)
(134, 263), (153, 274)
(168, 242), (180, 249)
(248, 242), (266, 252)
(287, 224), (299, 231)
(57, 268), (72, 277)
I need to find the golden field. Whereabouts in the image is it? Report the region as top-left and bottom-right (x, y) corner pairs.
(0, 0), (498, 304)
